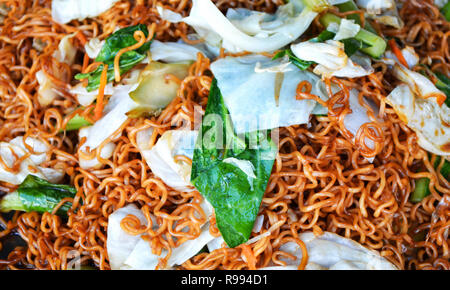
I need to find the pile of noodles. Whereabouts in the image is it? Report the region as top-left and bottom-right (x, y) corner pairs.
(0, 0), (448, 270)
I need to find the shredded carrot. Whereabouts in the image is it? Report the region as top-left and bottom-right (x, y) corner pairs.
(94, 64), (109, 121)
(241, 244), (257, 270)
(388, 39), (408, 67)
(113, 30), (146, 82)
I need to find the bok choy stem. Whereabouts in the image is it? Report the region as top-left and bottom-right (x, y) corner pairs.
(441, 1), (450, 21)
(319, 13), (386, 58)
(0, 175), (77, 215)
(410, 158), (450, 203)
(64, 114), (92, 131)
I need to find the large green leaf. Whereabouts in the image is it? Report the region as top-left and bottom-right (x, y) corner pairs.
(18, 175), (76, 215)
(75, 24), (152, 92)
(191, 79), (277, 248)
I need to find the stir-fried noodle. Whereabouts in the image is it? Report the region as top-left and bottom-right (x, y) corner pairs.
(0, 0), (448, 270)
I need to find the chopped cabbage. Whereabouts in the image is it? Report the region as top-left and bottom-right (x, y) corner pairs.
(53, 33), (77, 65)
(386, 84), (450, 156)
(384, 46), (419, 69)
(78, 127), (116, 169)
(149, 40), (205, 63)
(107, 201), (214, 270)
(260, 231), (397, 270)
(393, 64), (447, 106)
(0, 137), (63, 185)
(84, 37), (105, 59)
(52, 0), (119, 24)
(158, 0), (318, 53)
(210, 55), (322, 134)
(106, 204), (150, 270)
(123, 223), (215, 270)
(356, 0), (403, 28)
(79, 86), (138, 155)
(291, 40), (374, 79)
(137, 130), (198, 192)
(333, 18), (361, 41)
(36, 70), (60, 107)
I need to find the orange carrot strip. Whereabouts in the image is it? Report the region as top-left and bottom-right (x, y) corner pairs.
(388, 39), (408, 67)
(94, 64), (109, 121)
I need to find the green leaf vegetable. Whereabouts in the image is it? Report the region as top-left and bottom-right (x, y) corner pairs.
(272, 48), (314, 71)
(273, 28), (369, 70)
(0, 175), (77, 215)
(319, 13), (387, 58)
(410, 157), (450, 203)
(441, 1), (450, 21)
(434, 71), (450, 107)
(75, 24), (153, 92)
(64, 114), (92, 131)
(312, 30), (369, 57)
(190, 79), (277, 248)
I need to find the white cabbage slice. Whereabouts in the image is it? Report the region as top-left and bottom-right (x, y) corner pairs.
(384, 46), (419, 69)
(84, 37), (105, 59)
(107, 201), (214, 270)
(51, 0), (119, 24)
(70, 82), (115, 107)
(158, 0), (318, 53)
(137, 130), (198, 192)
(36, 70), (59, 107)
(392, 64), (447, 106)
(386, 84), (450, 156)
(332, 18), (361, 41)
(53, 33), (77, 65)
(260, 231), (397, 270)
(106, 204), (151, 270)
(291, 40), (374, 79)
(78, 127), (116, 169)
(0, 137), (63, 185)
(149, 40), (205, 63)
(37, 32), (76, 107)
(356, 0), (403, 28)
(79, 86), (138, 157)
(210, 55), (322, 134)
(123, 223), (215, 270)
(345, 88), (378, 162)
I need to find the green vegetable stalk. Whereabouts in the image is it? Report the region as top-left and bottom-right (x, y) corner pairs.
(319, 13), (387, 58)
(441, 1), (450, 21)
(0, 175), (77, 215)
(272, 49), (314, 71)
(75, 24), (153, 92)
(64, 114), (92, 131)
(335, 0), (377, 34)
(434, 71), (450, 107)
(410, 157), (450, 203)
(190, 79), (277, 248)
